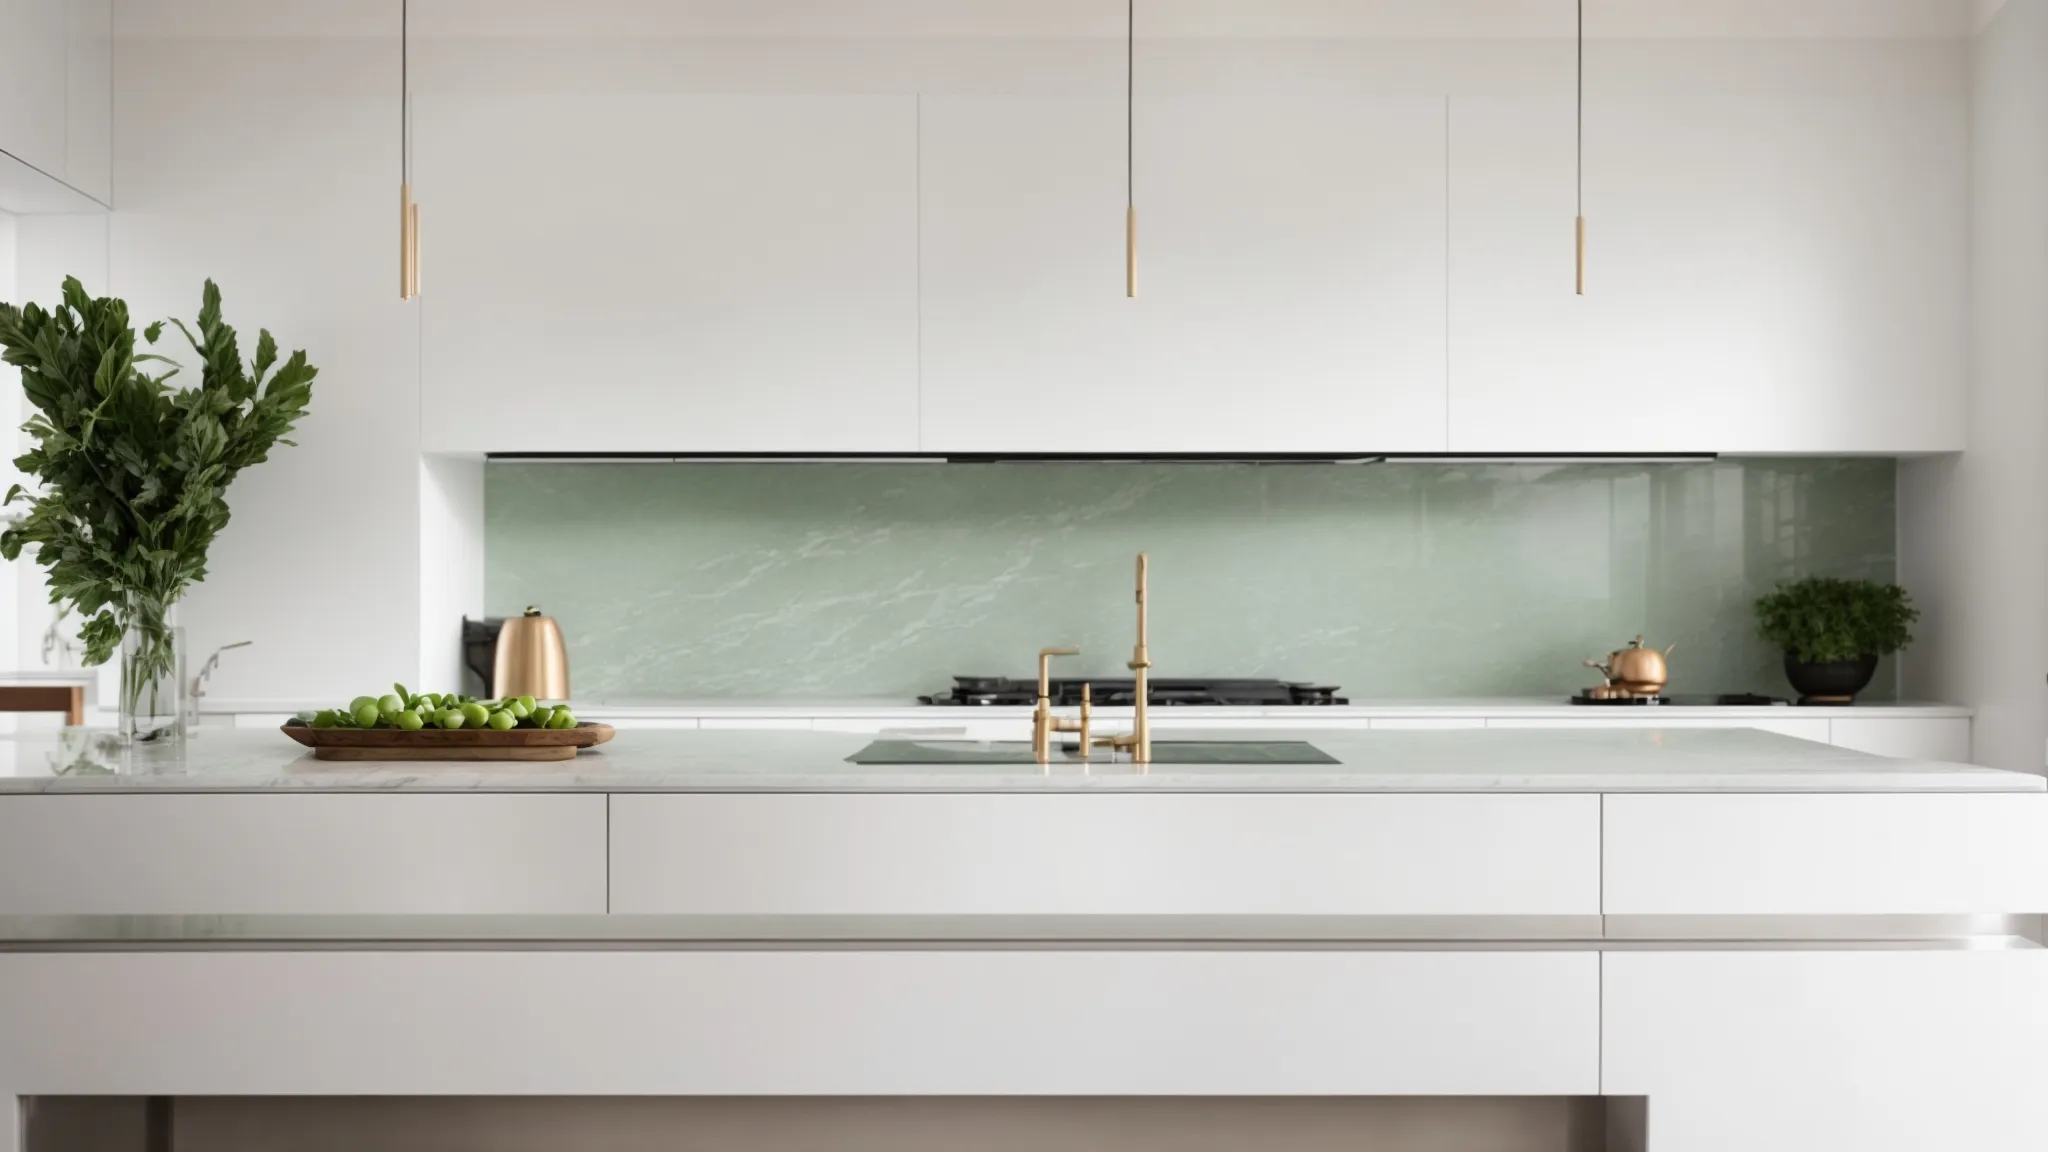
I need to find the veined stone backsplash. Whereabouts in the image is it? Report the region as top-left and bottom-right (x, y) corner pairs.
(484, 459), (1898, 702)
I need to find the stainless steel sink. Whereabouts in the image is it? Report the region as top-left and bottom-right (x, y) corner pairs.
(845, 739), (1337, 766)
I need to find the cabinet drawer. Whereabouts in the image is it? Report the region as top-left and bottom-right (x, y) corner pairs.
(610, 793), (1598, 917)
(0, 794), (608, 916)
(1604, 950), (2048, 1152)
(1604, 793), (2048, 914)
(1826, 716), (1970, 762)
(0, 950), (1599, 1095)
(1485, 716), (1832, 743)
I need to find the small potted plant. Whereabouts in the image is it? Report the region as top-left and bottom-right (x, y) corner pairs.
(1753, 577), (1918, 704)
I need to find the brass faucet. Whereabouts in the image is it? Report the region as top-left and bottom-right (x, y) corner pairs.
(1028, 553), (1153, 766)
(1031, 647), (1090, 764)
(1095, 552), (1153, 764)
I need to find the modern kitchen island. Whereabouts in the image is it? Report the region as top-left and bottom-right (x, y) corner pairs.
(0, 727), (2043, 1151)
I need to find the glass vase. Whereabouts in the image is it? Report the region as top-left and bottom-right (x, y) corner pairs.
(120, 598), (186, 746)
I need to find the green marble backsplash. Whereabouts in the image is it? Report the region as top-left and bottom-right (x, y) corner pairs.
(485, 459), (1898, 702)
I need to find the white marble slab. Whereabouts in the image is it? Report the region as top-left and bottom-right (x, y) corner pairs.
(0, 726), (2031, 794)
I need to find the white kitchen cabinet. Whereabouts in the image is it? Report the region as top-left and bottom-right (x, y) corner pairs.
(919, 95), (1447, 454)
(1449, 91), (1965, 453)
(917, 94), (1133, 451)
(0, 0), (108, 207)
(1827, 716), (1971, 762)
(610, 793), (1599, 917)
(1604, 950), (2048, 1151)
(1484, 715), (1833, 743)
(61, 0), (109, 204)
(1603, 793), (2048, 915)
(0, 795), (609, 915)
(418, 94), (919, 454)
(0, 0), (69, 180)
(0, 949), (1599, 1096)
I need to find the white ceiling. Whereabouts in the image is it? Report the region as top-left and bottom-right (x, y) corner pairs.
(116, 0), (1981, 40)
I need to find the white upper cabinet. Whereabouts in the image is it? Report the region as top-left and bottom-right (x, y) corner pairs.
(920, 94), (1448, 454)
(918, 95), (1135, 453)
(418, 94), (920, 454)
(62, 0), (110, 204)
(0, 0), (109, 207)
(1450, 85), (1967, 453)
(0, 0), (70, 179)
(1133, 96), (1449, 454)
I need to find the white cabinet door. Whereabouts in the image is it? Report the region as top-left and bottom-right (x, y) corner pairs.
(919, 95), (1447, 454)
(1604, 793), (2048, 915)
(1483, 715), (1832, 743)
(917, 94), (1134, 451)
(1131, 96), (1448, 453)
(0, 950), (1599, 1096)
(419, 94), (919, 454)
(1827, 716), (1971, 762)
(1449, 92), (1965, 453)
(611, 793), (1598, 917)
(1604, 951), (2048, 1152)
(0, 795), (609, 915)
(61, 0), (110, 204)
(0, 0), (69, 179)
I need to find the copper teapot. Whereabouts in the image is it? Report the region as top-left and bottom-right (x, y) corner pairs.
(1585, 635), (1674, 696)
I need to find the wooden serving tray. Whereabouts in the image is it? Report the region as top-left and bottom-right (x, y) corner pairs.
(281, 722), (615, 762)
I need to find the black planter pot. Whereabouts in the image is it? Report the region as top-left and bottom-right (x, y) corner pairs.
(1783, 652), (1880, 704)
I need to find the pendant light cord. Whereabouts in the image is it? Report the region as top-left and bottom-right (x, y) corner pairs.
(401, 0), (410, 183)
(1126, 0), (1134, 211)
(1575, 0), (1583, 216)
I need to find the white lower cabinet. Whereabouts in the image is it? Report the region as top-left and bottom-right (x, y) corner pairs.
(0, 795), (609, 916)
(0, 949), (1598, 1096)
(608, 793), (1598, 917)
(1827, 716), (1972, 762)
(1604, 950), (2048, 1152)
(1484, 715), (1833, 743)
(1603, 793), (2048, 915)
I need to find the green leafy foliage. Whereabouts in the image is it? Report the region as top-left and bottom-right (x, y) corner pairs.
(0, 277), (315, 676)
(1754, 577), (1918, 663)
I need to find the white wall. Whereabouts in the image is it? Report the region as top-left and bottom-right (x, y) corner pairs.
(417, 454), (482, 694)
(1899, 0), (2048, 773)
(110, 14), (422, 708)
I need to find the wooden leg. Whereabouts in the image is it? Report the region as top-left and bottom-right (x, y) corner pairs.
(66, 685), (84, 728)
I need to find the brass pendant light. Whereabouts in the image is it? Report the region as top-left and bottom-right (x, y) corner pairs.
(1574, 0), (1585, 295)
(399, 0), (420, 300)
(1125, 0), (1136, 298)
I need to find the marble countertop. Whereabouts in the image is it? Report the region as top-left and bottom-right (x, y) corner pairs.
(0, 725), (2031, 794)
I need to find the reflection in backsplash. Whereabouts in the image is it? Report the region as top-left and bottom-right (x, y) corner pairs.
(484, 460), (1897, 701)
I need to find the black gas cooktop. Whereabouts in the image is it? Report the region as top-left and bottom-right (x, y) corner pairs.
(920, 677), (1347, 708)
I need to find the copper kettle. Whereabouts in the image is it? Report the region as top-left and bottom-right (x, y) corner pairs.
(493, 607), (570, 701)
(1585, 635), (1674, 696)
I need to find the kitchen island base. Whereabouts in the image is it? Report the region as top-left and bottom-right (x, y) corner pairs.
(0, 727), (2042, 1149)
